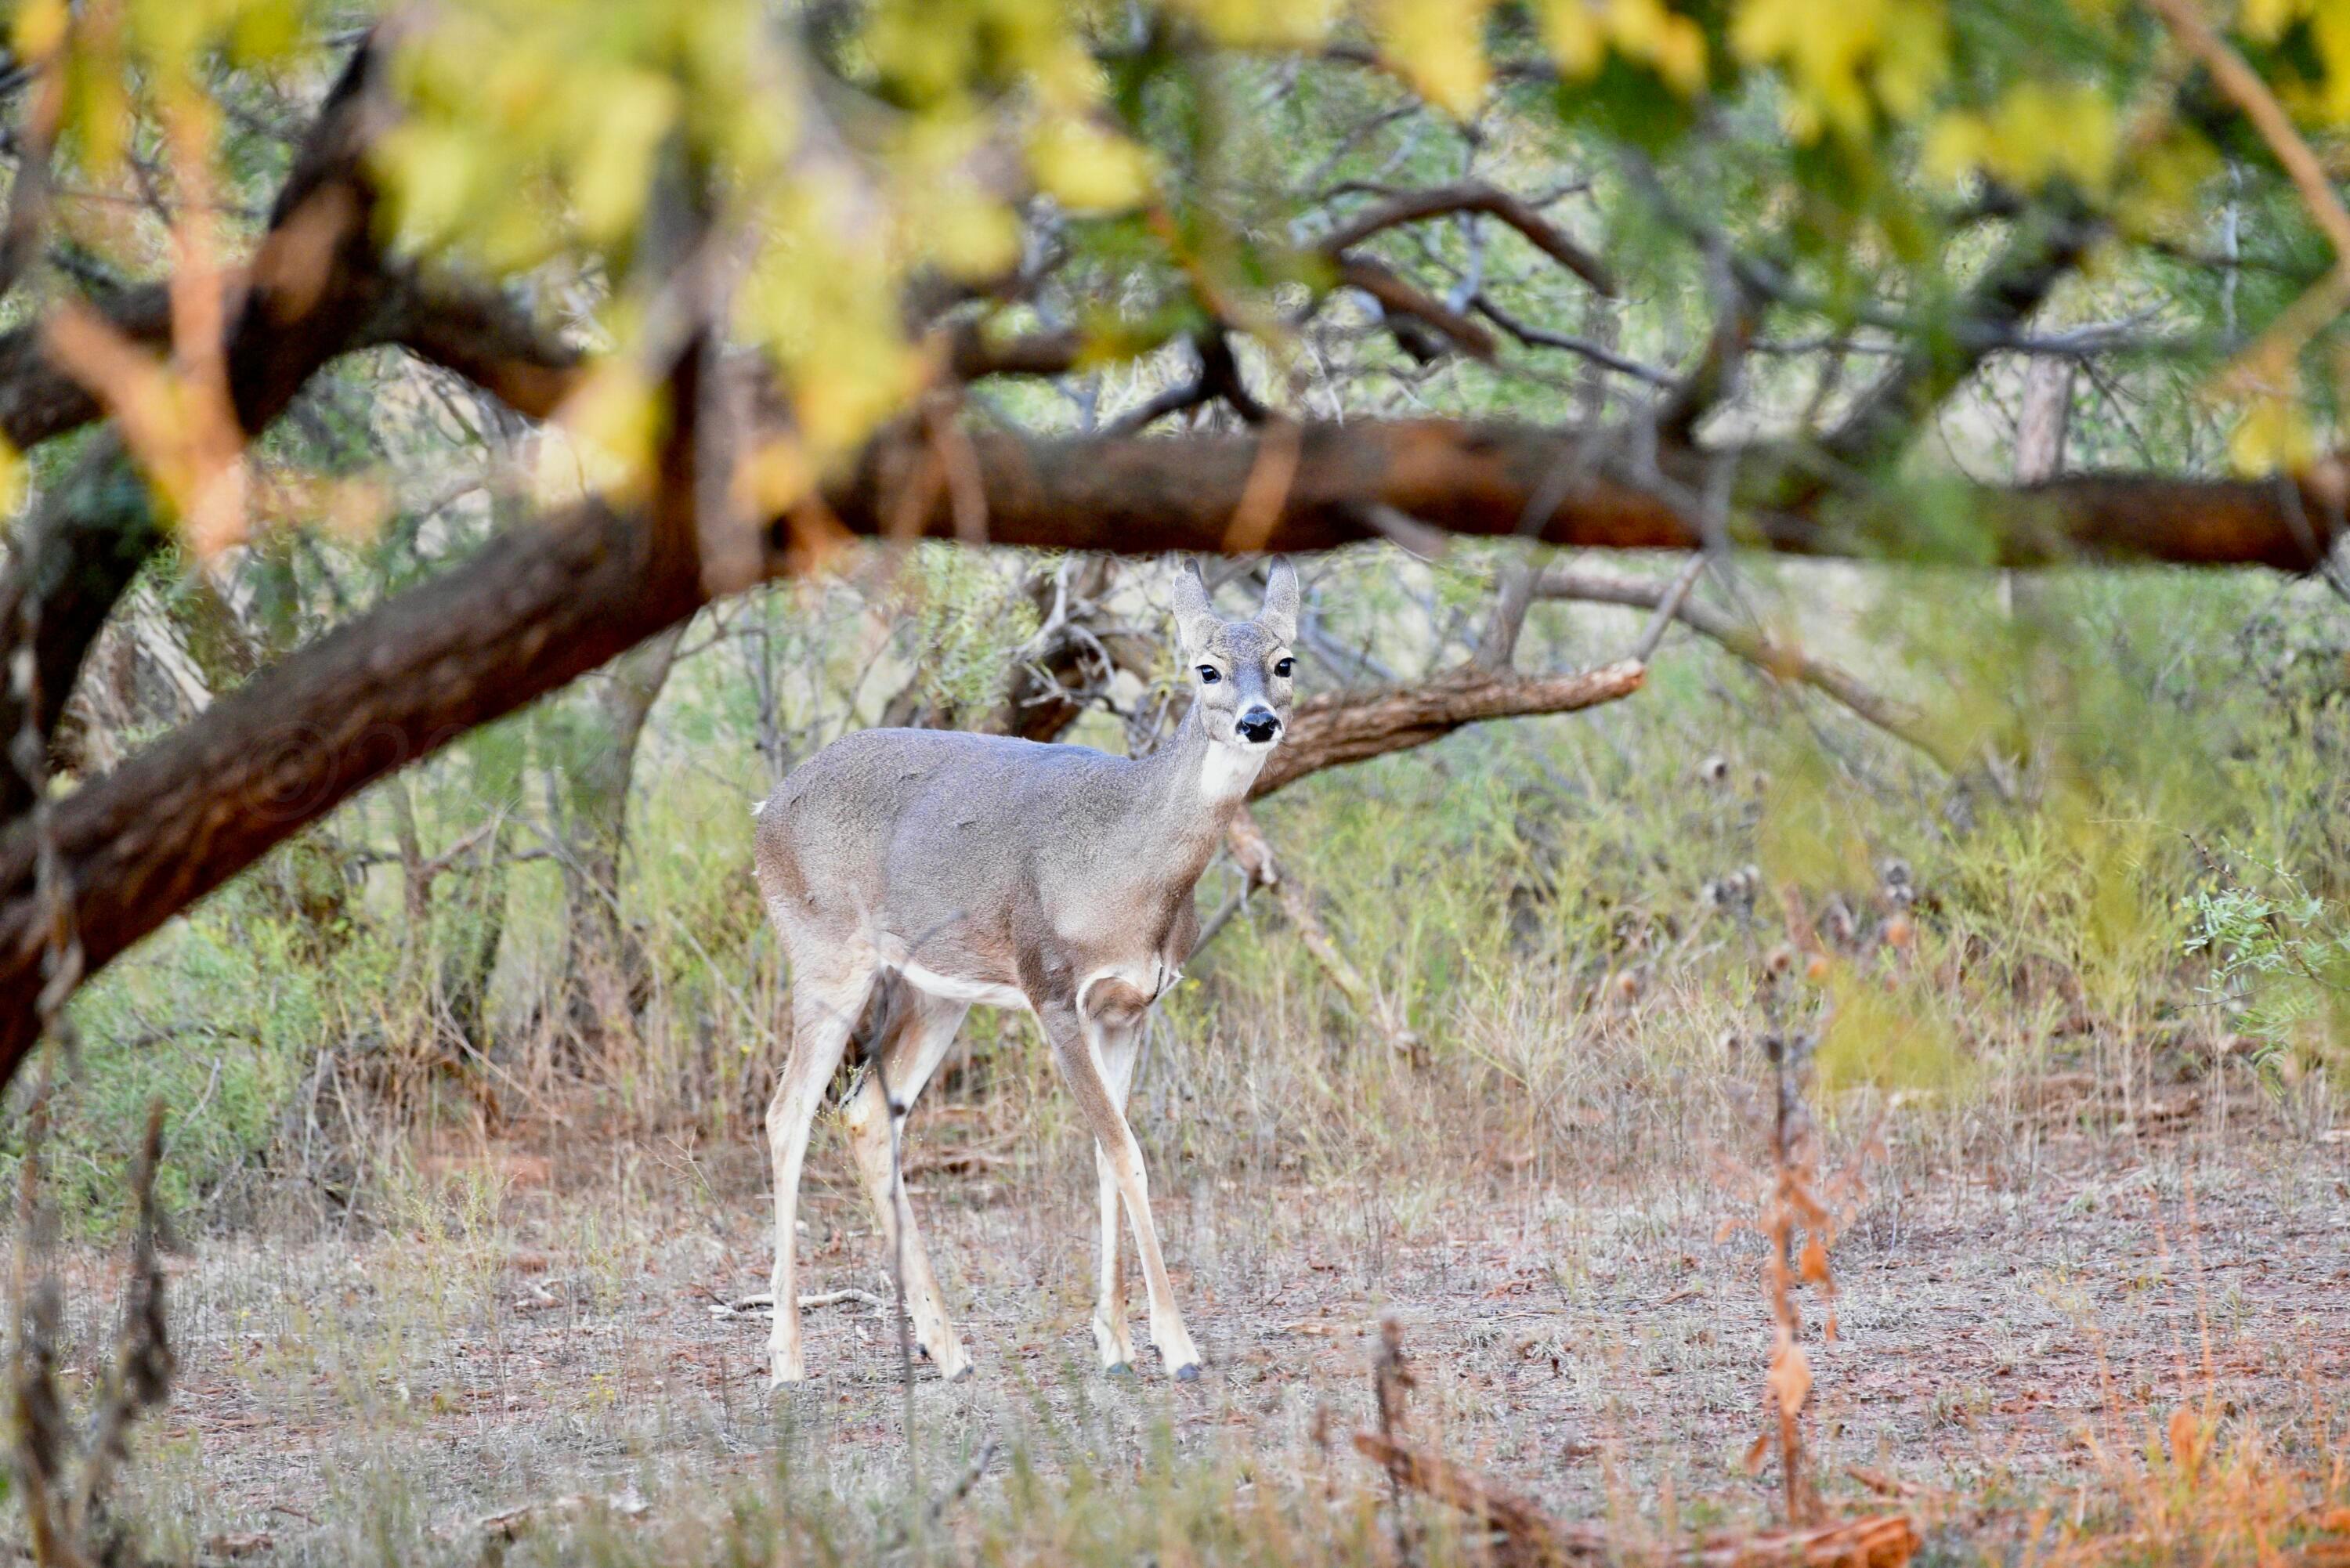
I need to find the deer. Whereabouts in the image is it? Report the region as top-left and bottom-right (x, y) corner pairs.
(752, 557), (1300, 1386)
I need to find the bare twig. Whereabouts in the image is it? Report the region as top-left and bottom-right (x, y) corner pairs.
(1471, 294), (1675, 385)
(704, 1287), (887, 1319)
(1319, 182), (1615, 296)
(1530, 570), (1965, 775)
(1629, 553), (1707, 664)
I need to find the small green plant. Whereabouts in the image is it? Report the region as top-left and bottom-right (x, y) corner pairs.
(2184, 851), (2350, 1099)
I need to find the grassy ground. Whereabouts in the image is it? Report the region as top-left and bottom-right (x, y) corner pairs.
(15, 1039), (2348, 1566)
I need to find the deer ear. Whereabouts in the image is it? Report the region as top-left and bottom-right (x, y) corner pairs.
(1258, 556), (1300, 642)
(1170, 558), (1220, 653)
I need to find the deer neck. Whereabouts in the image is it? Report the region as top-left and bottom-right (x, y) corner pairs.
(1127, 706), (1264, 876)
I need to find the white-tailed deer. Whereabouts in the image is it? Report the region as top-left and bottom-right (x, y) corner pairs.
(753, 558), (1299, 1386)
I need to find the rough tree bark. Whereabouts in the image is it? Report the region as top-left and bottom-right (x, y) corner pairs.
(1248, 660), (1647, 800)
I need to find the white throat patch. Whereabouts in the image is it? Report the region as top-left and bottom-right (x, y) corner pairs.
(1200, 739), (1271, 802)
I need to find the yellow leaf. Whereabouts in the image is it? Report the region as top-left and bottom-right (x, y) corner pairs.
(1922, 110), (1990, 185)
(0, 440), (23, 517)
(1377, 0), (1491, 120)
(1537, 0), (1606, 77)
(1028, 115), (1154, 213)
(1653, 14), (1708, 92)
(927, 191), (1022, 280)
(1607, 0), (1707, 92)
(12, 0), (67, 58)
(1174, 0), (1342, 46)
(1871, 1), (1947, 118)
(559, 363), (663, 486)
(2316, 4), (2350, 121)
(2241, 0), (2303, 42)
(230, 0), (302, 63)
(376, 121), (482, 251)
(735, 435), (812, 518)
(2229, 395), (2317, 475)
(570, 69), (679, 245)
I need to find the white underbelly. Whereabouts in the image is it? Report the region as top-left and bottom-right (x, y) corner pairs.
(898, 959), (1029, 1011)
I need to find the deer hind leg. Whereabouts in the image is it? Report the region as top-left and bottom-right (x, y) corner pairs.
(1090, 1023), (1142, 1372)
(766, 951), (876, 1388)
(1047, 986), (1200, 1381)
(841, 981), (973, 1380)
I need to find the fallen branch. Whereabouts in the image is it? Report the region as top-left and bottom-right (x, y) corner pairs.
(705, 1287), (886, 1321)
(1353, 1429), (1611, 1564)
(1355, 1430), (1921, 1567)
(457, 1488), (649, 1545)
(1250, 659), (1646, 799)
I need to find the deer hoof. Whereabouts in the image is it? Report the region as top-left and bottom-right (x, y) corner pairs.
(1172, 1362), (1202, 1383)
(1103, 1360), (1135, 1378)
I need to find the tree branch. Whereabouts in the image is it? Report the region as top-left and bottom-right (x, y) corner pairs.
(1824, 208), (2099, 467)
(1249, 660), (1646, 800)
(1333, 255), (1498, 359)
(1318, 181), (1616, 297)
(817, 418), (2350, 570)
(1531, 567), (1966, 773)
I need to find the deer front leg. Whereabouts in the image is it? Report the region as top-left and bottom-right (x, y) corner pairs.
(1044, 993), (1200, 1381)
(765, 966), (873, 1387)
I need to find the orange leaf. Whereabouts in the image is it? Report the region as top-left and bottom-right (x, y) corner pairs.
(1768, 1341), (1813, 1418)
(2168, 1405), (2206, 1481)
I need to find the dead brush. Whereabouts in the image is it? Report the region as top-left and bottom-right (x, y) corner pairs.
(1715, 887), (1882, 1528)
(2036, 1197), (2349, 1566)
(1351, 1318), (1922, 1567)
(2037, 1400), (2350, 1566)
(9, 1093), (176, 1568)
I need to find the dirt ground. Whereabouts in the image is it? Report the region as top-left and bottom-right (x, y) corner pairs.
(33, 1108), (2344, 1562)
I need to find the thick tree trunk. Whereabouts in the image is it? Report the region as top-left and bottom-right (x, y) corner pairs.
(439, 726), (524, 1057)
(545, 624), (685, 1055)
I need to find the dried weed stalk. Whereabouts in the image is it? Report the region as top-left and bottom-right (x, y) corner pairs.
(1718, 890), (1878, 1527)
(9, 1097), (176, 1568)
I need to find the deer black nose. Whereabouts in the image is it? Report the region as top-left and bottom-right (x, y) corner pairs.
(1238, 708), (1281, 744)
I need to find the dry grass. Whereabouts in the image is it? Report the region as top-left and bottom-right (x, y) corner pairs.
(7, 1035), (2346, 1565)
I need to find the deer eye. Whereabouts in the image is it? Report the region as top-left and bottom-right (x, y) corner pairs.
(1197, 665), (1221, 684)
(1273, 656), (1295, 678)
